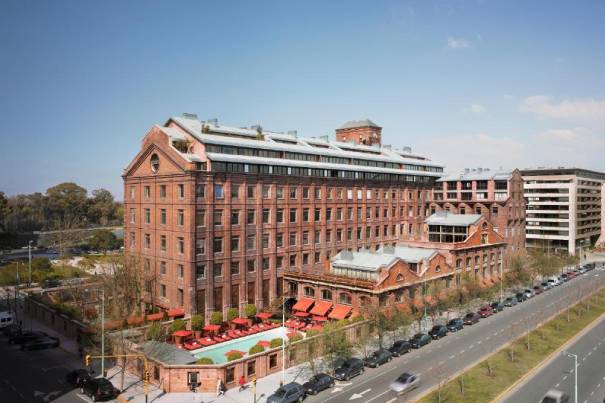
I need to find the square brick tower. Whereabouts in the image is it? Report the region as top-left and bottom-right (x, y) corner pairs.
(335, 119), (382, 146)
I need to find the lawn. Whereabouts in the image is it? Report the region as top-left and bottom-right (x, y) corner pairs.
(417, 290), (605, 403)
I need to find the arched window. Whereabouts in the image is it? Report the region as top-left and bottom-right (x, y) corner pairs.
(396, 273), (404, 282)
(304, 286), (315, 297)
(456, 259), (462, 269)
(150, 154), (160, 173)
(321, 289), (332, 300)
(435, 265), (441, 273)
(482, 222), (488, 230)
(339, 293), (352, 305)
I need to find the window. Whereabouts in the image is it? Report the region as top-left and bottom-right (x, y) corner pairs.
(196, 209), (205, 227)
(160, 284), (166, 298)
(247, 234), (256, 250)
(492, 206), (498, 215)
(178, 288), (184, 305)
(213, 237), (223, 253)
(247, 185), (255, 198)
(160, 235), (166, 251)
(303, 253), (309, 265)
(276, 232), (283, 247)
(435, 265), (441, 273)
(214, 184), (224, 199)
(177, 184), (185, 198)
(276, 256), (284, 268)
(213, 263), (223, 277)
(277, 209), (284, 223)
(289, 208), (297, 223)
(289, 232), (297, 246)
(247, 209), (255, 225)
(177, 237), (184, 254)
(262, 233), (269, 249)
(160, 209), (167, 225)
(303, 208), (309, 222)
(246, 360), (256, 377)
(196, 239), (205, 255)
(230, 261), (240, 275)
(314, 230), (321, 244)
(321, 289), (332, 300)
(314, 208), (321, 221)
(326, 208), (332, 221)
(231, 210), (239, 225)
(130, 186), (135, 199)
(194, 184), (203, 198)
(337, 208), (343, 221)
(160, 185), (167, 198)
(144, 186), (150, 198)
(231, 236), (240, 252)
(177, 264), (184, 278)
(177, 209), (184, 226)
(231, 184), (240, 198)
(276, 186), (284, 199)
(144, 234), (150, 249)
(160, 261), (167, 275)
(213, 210), (223, 226)
(304, 286), (315, 297)
(262, 208), (270, 224)
(247, 259), (256, 273)
(289, 187), (297, 199)
(314, 252), (321, 263)
(226, 367), (235, 384)
(262, 185), (270, 198)
(339, 293), (352, 305)
(269, 354), (278, 369)
(315, 187), (321, 199)
(303, 187), (310, 199)
(129, 208), (135, 223)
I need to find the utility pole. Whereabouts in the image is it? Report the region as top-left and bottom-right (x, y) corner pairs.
(28, 240), (33, 287)
(500, 250), (504, 303)
(100, 288), (105, 377)
(281, 276), (286, 385)
(564, 351), (578, 403)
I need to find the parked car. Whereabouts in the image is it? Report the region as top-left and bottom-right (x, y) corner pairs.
(428, 325), (448, 339)
(478, 306), (494, 318)
(533, 285), (544, 295)
(446, 318), (464, 332)
(504, 296), (518, 307)
(388, 340), (411, 356)
(515, 292), (528, 302)
(541, 281), (552, 290)
(302, 373), (334, 395)
(524, 288), (535, 299)
(364, 349), (393, 368)
(490, 301), (504, 312)
(80, 378), (120, 402)
(20, 336), (60, 351)
(541, 389), (570, 403)
(561, 273), (569, 282)
(389, 372), (420, 395)
(463, 312), (481, 325)
(409, 333), (432, 348)
(66, 369), (92, 387)
(0, 311), (14, 329)
(8, 331), (47, 344)
(334, 358), (365, 381)
(1, 323), (22, 337)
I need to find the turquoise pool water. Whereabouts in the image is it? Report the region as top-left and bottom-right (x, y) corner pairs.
(193, 326), (288, 364)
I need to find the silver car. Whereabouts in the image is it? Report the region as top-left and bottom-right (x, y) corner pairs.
(389, 372), (420, 395)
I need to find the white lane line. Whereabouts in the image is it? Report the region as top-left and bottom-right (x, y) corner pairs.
(364, 389), (389, 403)
(385, 399), (396, 403)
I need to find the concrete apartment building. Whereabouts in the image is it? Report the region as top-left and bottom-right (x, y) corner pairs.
(123, 114), (444, 317)
(521, 168), (605, 256)
(428, 168), (526, 263)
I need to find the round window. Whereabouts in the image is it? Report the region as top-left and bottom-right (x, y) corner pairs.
(150, 154), (160, 173)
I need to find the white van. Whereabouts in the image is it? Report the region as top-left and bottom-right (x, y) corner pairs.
(0, 311), (14, 328)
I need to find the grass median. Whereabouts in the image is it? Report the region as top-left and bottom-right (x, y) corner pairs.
(417, 288), (605, 403)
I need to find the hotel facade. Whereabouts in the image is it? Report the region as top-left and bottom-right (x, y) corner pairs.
(123, 115), (444, 318)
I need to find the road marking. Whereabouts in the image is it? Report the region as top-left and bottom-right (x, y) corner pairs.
(349, 388), (372, 400)
(364, 389), (389, 403)
(385, 399), (396, 403)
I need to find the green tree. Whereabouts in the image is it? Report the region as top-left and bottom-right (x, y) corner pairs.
(322, 322), (353, 373)
(196, 357), (214, 364)
(244, 303), (257, 317)
(88, 229), (121, 252)
(170, 319), (186, 333)
(146, 321), (164, 341)
(87, 189), (117, 225)
(210, 311), (223, 325)
(249, 344), (265, 355)
(227, 307), (239, 321)
(46, 182), (88, 225)
(0, 191), (7, 230)
(190, 314), (204, 331)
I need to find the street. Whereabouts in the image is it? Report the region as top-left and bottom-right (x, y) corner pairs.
(502, 304), (605, 403)
(304, 267), (605, 403)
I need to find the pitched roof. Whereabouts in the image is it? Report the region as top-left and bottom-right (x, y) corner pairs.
(331, 250), (398, 272)
(425, 212), (482, 226)
(337, 119), (381, 130)
(380, 245), (438, 263)
(140, 341), (197, 365)
(437, 169), (512, 182)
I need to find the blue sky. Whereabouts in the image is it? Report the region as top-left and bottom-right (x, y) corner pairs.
(2, 0), (605, 199)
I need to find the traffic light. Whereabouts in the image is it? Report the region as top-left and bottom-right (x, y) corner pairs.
(252, 376), (257, 387)
(84, 355), (90, 366)
(144, 370), (150, 382)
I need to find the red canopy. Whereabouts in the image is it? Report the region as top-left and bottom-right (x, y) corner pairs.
(232, 318), (250, 326)
(291, 298), (314, 312)
(309, 301), (332, 316)
(328, 304), (352, 320)
(257, 340), (270, 347)
(312, 315), (328, 322)
(203, 324), (221, 332)
(146, 312), (164, 321)
(225, 349), (244, 356)
(126, 316), (145, 326)
(294, 311), (310, 318)
(167, 308), (185, 317)
(256, 312), (272, 320)
(173, 330), (192, 337)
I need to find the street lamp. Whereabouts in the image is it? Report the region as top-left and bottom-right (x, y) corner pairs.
(28, 240), (33, 287)
(563, 351), (578, 403)
(281, 275), (286, 386)
(499, 250), (503, 303)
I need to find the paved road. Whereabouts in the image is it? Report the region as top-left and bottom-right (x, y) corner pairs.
(304, 268), (605, 403)
(502, 307), (605, 403)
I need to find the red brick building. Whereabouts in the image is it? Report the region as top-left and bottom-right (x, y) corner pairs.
(285, 212), (506, 314)
(429, 169), (525, 263)
(123, 114), (444, 318)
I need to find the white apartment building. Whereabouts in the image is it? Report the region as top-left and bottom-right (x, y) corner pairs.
(522, 168), (605, 256)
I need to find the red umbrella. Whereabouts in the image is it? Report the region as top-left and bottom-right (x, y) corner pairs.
(225, 349), (244, 356)
(257, 340), (270, 347)
(256, 312), (272, 320)
(231, 318), (250, 326)
(294, 311), (310, 318)
(203, 324), (221, 332)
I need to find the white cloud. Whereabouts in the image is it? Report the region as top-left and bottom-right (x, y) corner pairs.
(470, 104), (486, 113)
(503, 94), (515, 100)
(521, 95), (605, 121)
(447, 36), (471, 49)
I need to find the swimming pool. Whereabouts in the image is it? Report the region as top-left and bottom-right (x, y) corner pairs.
(193, 326), (289, 364)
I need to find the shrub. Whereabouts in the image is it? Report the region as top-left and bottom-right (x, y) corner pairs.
(196, 357), (214, 365)
(244, 304), (257, 318)
(210, 311), (223, 325)
(227, 351), (243, 361)
(306, 329), (321, 337)
(147, 321), (164, 341)
(227, 308), (239, 321)
(249, 344), (265, 355)
(190, 314), (204, 331)
(170, 319), (186, 333)
(289, 333), (303, 343)
(270, 338), (284, 348)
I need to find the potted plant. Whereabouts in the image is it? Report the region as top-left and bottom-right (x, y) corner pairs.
(191, 314), (204, 338)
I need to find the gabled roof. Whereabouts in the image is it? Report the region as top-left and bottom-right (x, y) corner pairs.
(140, 341), (197, 365)
(426, 212), (482, 226)
(331, 250), (398, 272)
(380, 245), (438, 263)
(337, 119), (381, 130)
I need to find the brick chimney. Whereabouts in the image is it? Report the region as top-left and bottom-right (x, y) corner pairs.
(335, 119), (382, 146)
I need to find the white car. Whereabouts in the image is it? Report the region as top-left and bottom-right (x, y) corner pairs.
(389, 372), (420, 395)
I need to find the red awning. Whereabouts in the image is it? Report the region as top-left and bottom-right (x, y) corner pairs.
(146, 312), (164, 321)
(309, 301), (332, 316)
(167, 308), (185, 317)
(203, 324), (221, 332)
(173, 330), (192, 337)
(328, 305), (352, 320)
(225, 349), (244, 356)
(312, 315), (328, 322)
(127, 316), (145, 326)
(257, 340), (270, 347)
(232, 318), (250, 326)
(294, 311), (310, 318)
(291, 298), (314, 312)
(255, 312), (272, 320)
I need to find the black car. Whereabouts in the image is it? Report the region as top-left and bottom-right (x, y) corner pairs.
(504, 296), (518, 307)
(515, 292), (527, 302)
(428, 325), (448, 340)
(446, 318), (464, 332)
(490, 301), (504, 312)
(81, 378), (120, 402)
(66, 369), (92, 387)
(21, 336), (60, 351)
(464, 312), (481, 325)
(561, 273), (569, 282)
(334, 358), (364, 381)
(8, 331), (47, 344)
(302, 373), (334, 395)
(388, 340), (411, 356)
(409, 333), (431, 348)
(364, 349), (393, 368)
(1, 324), (22, 337)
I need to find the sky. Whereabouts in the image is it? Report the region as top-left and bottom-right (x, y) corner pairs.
(2, 0), (605, 199)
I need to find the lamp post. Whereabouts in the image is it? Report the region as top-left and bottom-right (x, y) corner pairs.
(499, 250), (504, 303)
(28, 240), (33, 287)
(281, 276), (286, 385)
(100, 288), (105, 377)
(563, 351), (578, 403)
